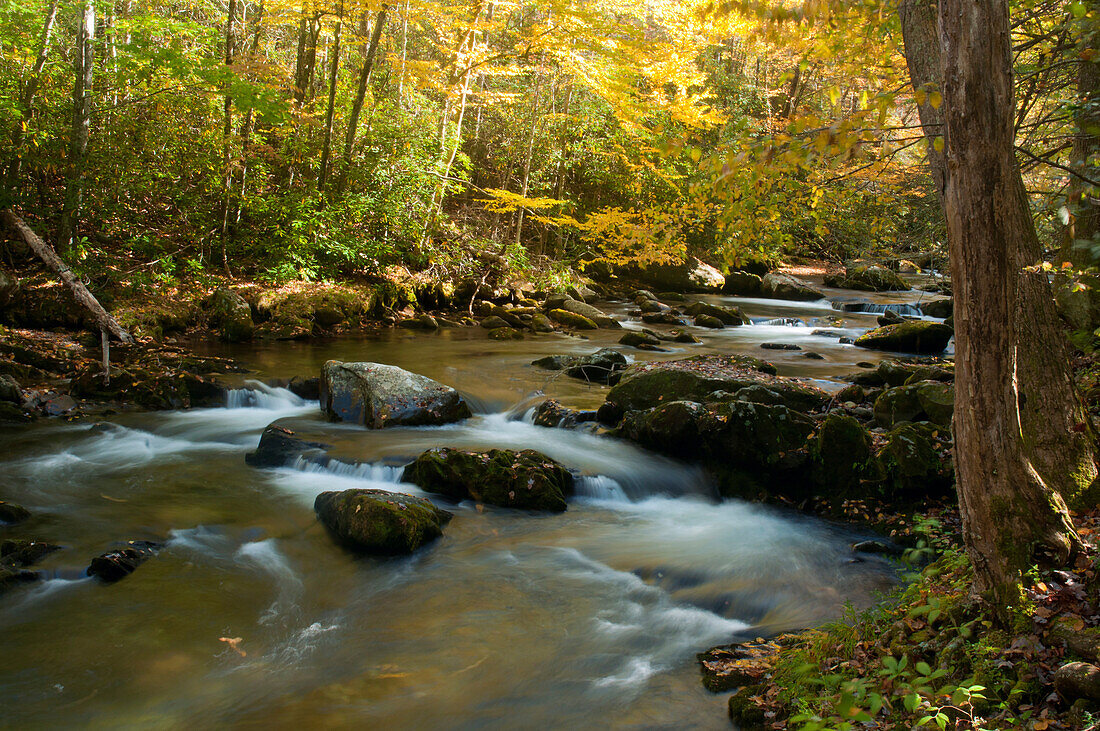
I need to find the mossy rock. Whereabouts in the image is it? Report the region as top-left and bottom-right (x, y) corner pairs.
(723, 271), (763, 296)
(683, 301), (746, 325)
(761, 272), (825, 301)
(809, 413), (872, 492)
(873, 422), (953, 497)
(605, 355), (778, 413)
(0, 501), (31, 524)
(402, 447), (573, 512)
(547, 308), (598, 330)
(854, 321), (954, 354)
(727, 687), (769, 729)
(314, 489), (452, 554)
(825, 265), (909, 292)
(69, 365), (226, 409)
(873, 381), (954, 427)
(209, 287), (254, 342)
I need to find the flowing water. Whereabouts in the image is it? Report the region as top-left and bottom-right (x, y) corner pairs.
(0, 279), (948, 729)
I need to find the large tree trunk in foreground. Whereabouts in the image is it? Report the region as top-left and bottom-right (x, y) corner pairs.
(938, 0), (1079, 608)
(57, 0), (95, 256)
(903, 0), (1098, 508)
(2, 211), (131, 342)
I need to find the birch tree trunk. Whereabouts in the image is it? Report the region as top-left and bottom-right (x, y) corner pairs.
(938, 0), (1080, 609)
(57, 0), (95, 256)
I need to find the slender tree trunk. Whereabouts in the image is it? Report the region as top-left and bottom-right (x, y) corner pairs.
(57, 0), (95, 256)
(318, 17), (342, 192)
(514, 73), (543, 246)
(898, 0), (946, 208)
(5, 0), (59, 198)
(338, 5), (388, 194)
(938, 0), (1080, 610)
(231, 0), (264, 227)
(551, 80), (573, 256)
(1063, 13), (1100, 265)
(219, 0), (238, 247)
(397, 0), (408, 105)
(903, 0), (1099, 507)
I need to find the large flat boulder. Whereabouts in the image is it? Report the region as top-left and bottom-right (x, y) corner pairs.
(603, 355), (779, 414)
(314, 489), (453, 554)
(402, 448), (572, 512)
(627, 256), (725, 292)
(854, 321), (954, 354)
(560, 299), (620, 328)
(320, 360), (471, 428)
(824, 265), (908, 292)
(760, 272), (825, 301)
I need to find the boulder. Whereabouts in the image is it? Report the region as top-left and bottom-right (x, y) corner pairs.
(1054, 273), (1100, 331)
(567, 285), (598, 303)
(0, 566), (40, 594)
(919, 298), (954, 318)
(873, 381), (954, 427)
(209, 288), (254, 342)
(479, 315), (510, 330)
(320, 360), (472, 428)
(723, 271), (763, 296)
(548, 308), (598, 330)
(246, 424), (331, 467)
(683, 301), (745, 325)
(877, 310), (905, 326)
(605, 355), (779, 413)
(561, 299), (620, 328)
(1, 539), (61, 567)
(628, 256), (725, 292)
(488, 327), (524, 340)
(566, 348), (627, 384)
(694, 314), (725, 329)
(760, 343), (801, 351)
(1055, 662), (1100, 702)
(642, 312), (687, 326)
(287, 376), (321, 400)
(854, 321), (954, 354)
(638, 299), (670, 314)
(314, 489), (453, 554)
(809, 414), (872, 492)
(0, 374), (21, 404)
(873, 422), (953, 497)
(532, 400), (598, 428)
(674, 331), (702, 343)
(399, 314), (439, 330)
(0, 501), (31, 524)
(825, 265), (909, 292)
(86, 540), (161, 582)
(619, 331), (661, 348)
(530, 313), (555, 332)
(760, 272), (825, 301)
(402, 448), (573, 512)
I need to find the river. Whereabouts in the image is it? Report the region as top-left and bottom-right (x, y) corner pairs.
(0, 281), (947, 728)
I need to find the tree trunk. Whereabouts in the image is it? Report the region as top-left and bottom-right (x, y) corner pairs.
(230, 0), (264, 227)
(898, 0), (946, 208)
(219, 0), (238, 244)
(318, 17), (342, 192)
(2, 211), (131, 342)
(514, 73), (543, 246)
(904, 0), (1098, 508)
(57, 0), (95, 256)
(338, 5), (388, 194)
(1063, 14), (1100, 265)
(938, 0), (1080, 609)
(4, 0), (59, 198)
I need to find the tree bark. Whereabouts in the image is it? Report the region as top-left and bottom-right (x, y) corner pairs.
(57, 0), (95, 256)
(938, 0), (1080, 608)
(230, 0), (264, 227)
(514, 73), (543, 246)
(338, 5), (388, 194)
(898, 0), (946, 208)
(219, 0), (238, 246)
(1063, 10), (1100, 265)
(903, 0), (1098, 508)
(318, 16), (343, 192)
(2, 211), (131, 342)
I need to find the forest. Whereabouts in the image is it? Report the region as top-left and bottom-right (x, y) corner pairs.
(0, 0), (1099, 727)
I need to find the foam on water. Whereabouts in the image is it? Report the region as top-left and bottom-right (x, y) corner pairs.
(236, 539), (303, 625)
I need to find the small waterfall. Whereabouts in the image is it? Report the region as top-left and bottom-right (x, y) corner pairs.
(575, 475), (629, 501)
(832, 301), (923, 317)
(226, 380), (307, 410)
(750, 317), (807, 327)
(288, 455), (406, 483)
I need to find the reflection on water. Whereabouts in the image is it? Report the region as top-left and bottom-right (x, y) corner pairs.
(0, 286), (936, 727)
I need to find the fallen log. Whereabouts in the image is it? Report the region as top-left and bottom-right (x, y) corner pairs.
(1, 210), (132, 342)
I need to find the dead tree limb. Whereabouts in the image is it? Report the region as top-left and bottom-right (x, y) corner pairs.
(1, 210), (132, 342)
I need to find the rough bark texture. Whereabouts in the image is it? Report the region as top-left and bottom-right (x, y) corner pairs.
(904, 0), (1098, 507)
(1, 211), (132, 342)
(898, 0), (946, 206)
(1065, 20), (1100, 264)
(938, 0), (1079, 607)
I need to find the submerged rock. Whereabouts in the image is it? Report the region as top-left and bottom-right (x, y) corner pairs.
(402, 448), (573, 512)
(314, 489), (453, 554)
(320, 360), (471, 428)
(854, 321), (954, 354)
(0, 501), (31, 525)
(86, 540), (161, 582)
(532, 399), (598, 428)
(0, 566), (40, 594)
(1, 539), (61, 567)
